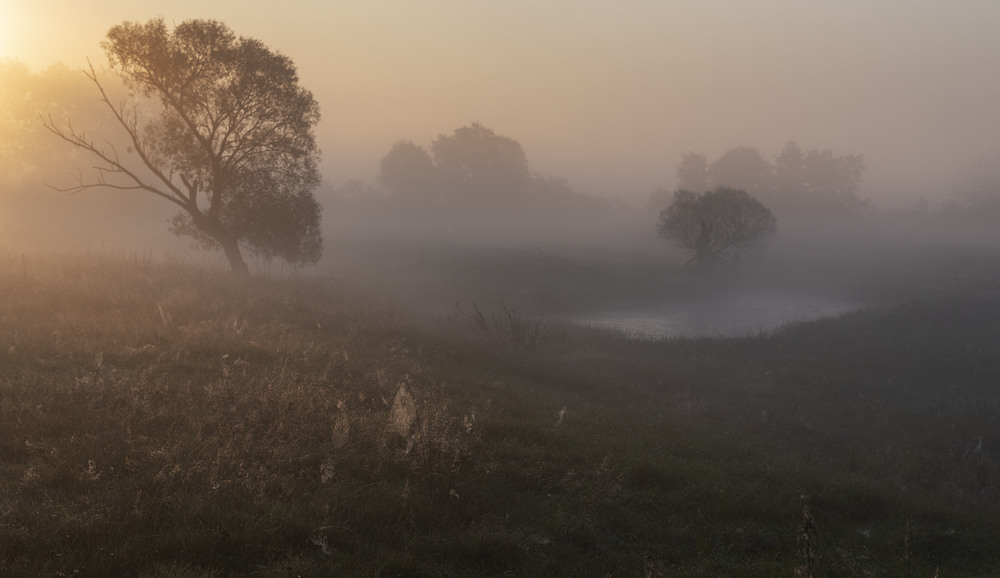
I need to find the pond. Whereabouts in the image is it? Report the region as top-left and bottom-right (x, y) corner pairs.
(570, 290), (862, 339)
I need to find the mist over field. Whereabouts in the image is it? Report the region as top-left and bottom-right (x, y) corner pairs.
(2, 3), (1000, 575)
(5, 1), (1000, 205)
(3, 1), (999, 272)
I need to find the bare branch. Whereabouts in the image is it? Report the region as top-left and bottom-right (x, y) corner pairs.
(40, 64), (197, 213)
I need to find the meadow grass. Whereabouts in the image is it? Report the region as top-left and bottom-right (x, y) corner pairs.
(1, 250), (998, 576)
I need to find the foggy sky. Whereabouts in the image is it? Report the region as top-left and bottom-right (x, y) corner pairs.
(5, 0), (1000, 206)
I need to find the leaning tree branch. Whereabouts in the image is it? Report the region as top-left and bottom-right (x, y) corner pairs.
(83, 62), (193, 205)
(40, 62), (196, 214)
(42, 115), (187, 211)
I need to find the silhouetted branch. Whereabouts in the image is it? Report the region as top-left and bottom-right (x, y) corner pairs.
(41, 61), (193, 212)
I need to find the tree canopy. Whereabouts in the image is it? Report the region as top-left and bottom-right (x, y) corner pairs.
(675, 152), (709, 196)
(709, 147), (774, 201)
(379, 140), (438, 202)
(431, 122), (531, 198)
(657, 187), (776, 271)
(773, 141), (867, 213)
(44, 19), (322, 274)
(378, 122), (535, 207)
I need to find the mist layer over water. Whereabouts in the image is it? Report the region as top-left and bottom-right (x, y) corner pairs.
(571, 290), (861, 339)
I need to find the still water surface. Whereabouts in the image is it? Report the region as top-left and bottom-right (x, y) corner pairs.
(572, 291), (861, 339)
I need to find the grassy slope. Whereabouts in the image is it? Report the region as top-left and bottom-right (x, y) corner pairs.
(1, 252), (999, 577)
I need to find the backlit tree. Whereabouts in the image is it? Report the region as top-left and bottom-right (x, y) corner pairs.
(44, 19), (322, 274)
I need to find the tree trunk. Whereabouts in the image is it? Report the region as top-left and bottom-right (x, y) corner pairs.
(693, 219), (718, 271)
(219, 235), (250, 276)
(695, 248), (718, 270)
(189, 210), (250, 276)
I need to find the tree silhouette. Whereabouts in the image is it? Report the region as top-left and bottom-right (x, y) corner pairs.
(379, 140), (438, 202)
(430, 122), (531, 201)
(709, 147), (775, 201)
(774, 141), (866, 213)
(657, 187), (776, 271)
(953, 151), (1000, 216)
(676, 151), (709, 194)
(44, 19), (322, 274)
(773, 141), (808, 202)
(677, 144), (867, 215)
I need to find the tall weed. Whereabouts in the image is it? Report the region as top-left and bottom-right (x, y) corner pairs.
(460, 302), (551, 350)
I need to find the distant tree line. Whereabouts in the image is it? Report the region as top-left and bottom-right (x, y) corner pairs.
(5, 27), (1000, 273)
(949, 151), (1000, 220)
(378, 122), (609, 212)
(648, 143), (869, 216)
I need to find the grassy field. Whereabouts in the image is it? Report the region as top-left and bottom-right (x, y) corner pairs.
(1, 249), (999, 576)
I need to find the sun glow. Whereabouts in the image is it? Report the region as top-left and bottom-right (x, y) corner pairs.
(0, 8), (12, 59)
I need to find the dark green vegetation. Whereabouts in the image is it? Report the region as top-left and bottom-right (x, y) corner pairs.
(2, 251), (999, 576)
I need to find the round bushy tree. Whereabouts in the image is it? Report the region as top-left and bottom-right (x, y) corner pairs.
(657, 187), (776, 271)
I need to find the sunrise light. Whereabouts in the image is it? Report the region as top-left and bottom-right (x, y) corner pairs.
(0, 10), (9, 58)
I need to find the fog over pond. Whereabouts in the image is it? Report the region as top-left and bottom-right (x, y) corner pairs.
(570, 290), (861, 339)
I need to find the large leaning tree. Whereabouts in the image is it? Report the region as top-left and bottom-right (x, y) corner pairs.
(657, 187), (776, 271)
(44, 18), (322, 275)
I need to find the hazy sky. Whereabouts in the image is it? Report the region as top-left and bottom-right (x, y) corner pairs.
(4, 0), (999, 206)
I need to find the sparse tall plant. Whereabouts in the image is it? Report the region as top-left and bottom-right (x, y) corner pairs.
(796, 494), (818, 578)
(460, 302), (550, 350)
(903, 520), (912, 578)
(387, 381), (479, 497)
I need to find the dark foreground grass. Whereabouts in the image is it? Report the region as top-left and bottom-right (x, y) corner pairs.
(1, 251), (999, 576)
